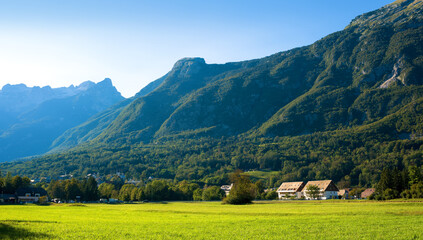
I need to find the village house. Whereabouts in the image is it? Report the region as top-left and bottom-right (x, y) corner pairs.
(276, 181), (305, 199)
(16, 187), (48, 203)
(302, 180), (339, 200)
(338, 188), (351, 199)
(221, 184), (233, 196)
(361, 188), (376, 199)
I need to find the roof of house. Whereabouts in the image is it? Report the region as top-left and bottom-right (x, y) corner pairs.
(338, 188), (351, 195)
(361, 188), (376, 198)
(277, 181), (305, 193)
(221, 184), (233, 191)
(303, 180), (339, 192)
(16, 187), (47, 197)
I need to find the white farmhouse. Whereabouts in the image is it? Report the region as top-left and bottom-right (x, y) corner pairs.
(302, 180), (339, 200)
(276, 181), (305, 199)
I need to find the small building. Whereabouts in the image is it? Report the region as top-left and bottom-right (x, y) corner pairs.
(361, 188), (376, 199)
(126, 179), (141, 185)
(276, 181), (306, 199)
(221, 184), (233, 196)
(302, 180), (339, 200)
(338, 188), (351, 199)
(16, 187), (48, 203)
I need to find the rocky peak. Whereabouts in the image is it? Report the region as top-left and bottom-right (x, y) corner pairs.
(171, 57), (207, 78)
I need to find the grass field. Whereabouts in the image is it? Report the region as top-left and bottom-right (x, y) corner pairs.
(1, 200), (423, 239)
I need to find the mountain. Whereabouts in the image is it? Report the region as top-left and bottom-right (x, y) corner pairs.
(49, 76), (165, 152)
(2, 0), (423, 186)
(90, 0), (423, 144)
(0, 79), (124, 162)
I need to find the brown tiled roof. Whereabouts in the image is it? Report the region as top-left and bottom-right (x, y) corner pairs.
(338, 188), (351, 195)
(277, 181), (305, 193)
(361, 188), (376, 198)
(303, 180), (339, 192)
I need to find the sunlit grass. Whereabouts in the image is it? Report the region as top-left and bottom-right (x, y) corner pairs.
(1, 200), (422, 239)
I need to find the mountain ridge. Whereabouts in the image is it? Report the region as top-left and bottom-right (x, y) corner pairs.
(0, 79), (124, 162)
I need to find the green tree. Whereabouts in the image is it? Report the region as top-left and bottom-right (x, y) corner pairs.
(409, 166), (422, 185)
(177, 181), (200, 200)
(82, 177), (99, 201)
(265, 190), (278, 200)
(193, 189), (203, 201)
(118, 184), (136, 201)
(306, 185), (320, 200)
(202, 186), (225, 201)
(48, 180), (66, 200)
(98, 183), (115, 199)
(144, 180), (173, 201)
(410, 182), (423, 198)
(224, 171), (256, 205)
(65, 179), (82, 201)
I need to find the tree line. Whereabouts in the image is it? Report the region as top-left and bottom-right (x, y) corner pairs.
(371, 165), (423, 200)
(1, 170), (277, 203)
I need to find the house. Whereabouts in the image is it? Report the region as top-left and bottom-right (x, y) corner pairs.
(126, 179), (141, 185)
(338, 188), (351, 199)
(276, 181), (306, 199)
(361, 188), (376, 199)
(302, 180), (339, 200)
(221, 184), (233, 196)
(16, 187), (48, 203)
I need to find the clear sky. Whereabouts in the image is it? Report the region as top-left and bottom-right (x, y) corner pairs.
(0, 0), (393, 98)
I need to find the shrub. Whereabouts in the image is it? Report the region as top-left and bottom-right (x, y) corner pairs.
(223, 171), (256, 205)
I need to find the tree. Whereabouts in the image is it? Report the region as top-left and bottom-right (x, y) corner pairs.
(255, 180), (265, 196)
(118, 184), (136, 201)
(409, 166), (422, 185)
(82, 177), (99, 201)
(265, 190), (278, 200)
(306, 185), (320, 200)
(48, 180), (66, 200)
(410, 182), (423, 198)
(193, 189), (203, 201)
(65, 179), (82, 201)
(223, 171), (256, 205)
(98, 183), (115, 199)
(202, 186), (225, 201)
(144, 180), (173, 201)
(349, 188), (365, 199)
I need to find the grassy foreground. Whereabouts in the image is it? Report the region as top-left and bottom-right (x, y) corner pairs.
(1, 200), (422, 239)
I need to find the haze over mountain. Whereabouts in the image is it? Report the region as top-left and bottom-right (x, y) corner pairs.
(1, 0), (423, 187)
(0, 79), (124, 162)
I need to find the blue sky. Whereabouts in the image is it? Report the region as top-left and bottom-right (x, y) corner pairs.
(0, 0), (393, 97)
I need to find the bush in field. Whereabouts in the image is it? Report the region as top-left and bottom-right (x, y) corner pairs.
(223, 171), (256, 205)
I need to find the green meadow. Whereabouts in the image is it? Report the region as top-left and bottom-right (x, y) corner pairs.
(1, 201), (422, 239)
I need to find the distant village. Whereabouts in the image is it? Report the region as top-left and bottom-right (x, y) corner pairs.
(221, 180), (375, 200)
(1, 171), (376, 204)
